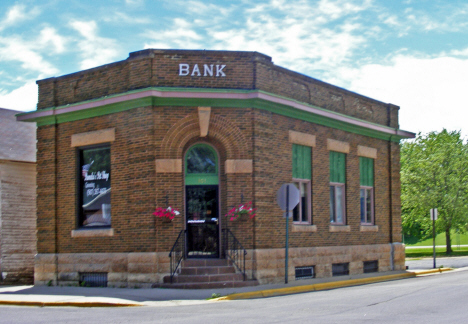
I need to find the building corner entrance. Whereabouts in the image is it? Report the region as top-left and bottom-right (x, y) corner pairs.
(185, 144), (220, 258)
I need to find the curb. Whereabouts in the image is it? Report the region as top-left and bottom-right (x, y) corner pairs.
(412, 267), (453, 275)
(217, 269), (453, 301)
(0, 300), (142, 308)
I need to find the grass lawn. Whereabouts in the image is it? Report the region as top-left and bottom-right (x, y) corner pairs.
(405, 246), (468, 258)
(404, 231), (468, 258)
(404, 231), (468, 246)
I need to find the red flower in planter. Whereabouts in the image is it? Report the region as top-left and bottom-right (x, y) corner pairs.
(226, 201), (256, 221)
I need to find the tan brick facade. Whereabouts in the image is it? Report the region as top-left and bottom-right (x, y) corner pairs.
(21, 49), (413, 286)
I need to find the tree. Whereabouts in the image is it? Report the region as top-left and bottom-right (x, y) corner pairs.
(401, 130), (468, 254)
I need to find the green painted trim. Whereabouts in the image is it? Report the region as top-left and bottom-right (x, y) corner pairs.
(330, 151), (346, 183)
(360, 157), (374, 186)
(22, 87), (410, 142)
(185, 175), (219, 186)
(292, 144), (311, 180)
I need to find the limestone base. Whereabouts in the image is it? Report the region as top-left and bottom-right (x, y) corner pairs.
(246, 243), (405, 285)
(34, 243), (405, 287)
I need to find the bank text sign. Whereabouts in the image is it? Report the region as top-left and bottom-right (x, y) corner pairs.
(179, 63), (226, 77)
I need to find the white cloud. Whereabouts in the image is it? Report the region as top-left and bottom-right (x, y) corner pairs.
(0, 36), (59, 76)
(69, 20), (120, 69)
(0, 4), (40, 31)
(38, 27), (67, 54)
(335, 54), (468, 135)
(125, 0), (144, 6)
(144, 18), (203, 49)
(0, 81), (38, 111)
(102, 12), (151, 24)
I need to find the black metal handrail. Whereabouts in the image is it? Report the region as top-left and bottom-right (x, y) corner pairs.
(169, 229), (186, 283)
(222, 228), (247, 280)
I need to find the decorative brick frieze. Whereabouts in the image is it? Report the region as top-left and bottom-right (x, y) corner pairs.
(327, 139), (350, 153)
(289, 130), (316, 147)
(225, 159), (253, 173)
(71, 228), (114, 237)
(155, 159), (182, 173)
(198, 106), (211, 137)
(71, 128), (115, 147)
(357, 145), (377, 159)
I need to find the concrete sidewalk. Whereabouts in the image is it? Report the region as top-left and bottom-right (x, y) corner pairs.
(0, 268), (454, 307)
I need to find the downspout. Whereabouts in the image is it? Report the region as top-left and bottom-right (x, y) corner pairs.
(53, 80), (59, 285)
(387, 104), (394, 271)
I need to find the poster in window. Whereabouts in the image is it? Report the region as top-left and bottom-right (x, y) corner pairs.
(81, 146), (111, 227)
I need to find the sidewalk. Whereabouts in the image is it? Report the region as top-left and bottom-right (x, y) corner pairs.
(0, 268), (454, 307)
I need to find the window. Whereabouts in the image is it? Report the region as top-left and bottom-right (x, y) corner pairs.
(360, 157), (374, 225)
(363, 260), (378, 273)
(295, 266), (315, 280)
(292, 144), (311, 224)
(330, 151), (346, 224)
(78, 145), (111, 227)
(332, 263), (349, 276)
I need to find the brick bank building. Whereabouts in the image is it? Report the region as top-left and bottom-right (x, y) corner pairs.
(18, 49), (414, 288)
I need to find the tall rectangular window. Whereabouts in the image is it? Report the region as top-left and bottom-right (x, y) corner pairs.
(360, 157), (374, 225)
(292, 144), (311, 224)
(78, 145), (111, 228)
(330, 151), (346, 224)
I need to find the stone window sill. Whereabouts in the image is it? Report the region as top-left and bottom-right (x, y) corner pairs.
(329, 225), (351, 232)
(71, 228), (114, 238)
(360, 225), (379, 232)
(292, 224), (317, 232)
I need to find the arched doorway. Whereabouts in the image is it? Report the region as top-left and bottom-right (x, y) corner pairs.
(185, 144), (220, 258)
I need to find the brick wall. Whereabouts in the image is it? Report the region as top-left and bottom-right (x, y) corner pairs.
(33, 49), (405, 283)
(36, 49), (398, 128)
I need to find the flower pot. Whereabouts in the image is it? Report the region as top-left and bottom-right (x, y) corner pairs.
(161, 217), (173, 223)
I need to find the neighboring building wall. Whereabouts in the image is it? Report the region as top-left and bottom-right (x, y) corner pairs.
(0, 108), (36, 285)
(0, 162), (36, 284)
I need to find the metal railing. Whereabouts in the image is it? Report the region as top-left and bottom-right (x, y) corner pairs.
(222, 228), (247, 281)
(169, 229), (186, 283)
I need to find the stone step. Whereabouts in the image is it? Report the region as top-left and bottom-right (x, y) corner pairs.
(182, 259), (230, 267)
(154, 280), (259, 290)
(180, 266), (236, 275)
(164, 272), (244, 284)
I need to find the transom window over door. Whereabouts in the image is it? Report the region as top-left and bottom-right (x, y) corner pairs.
(185, 144), (218, 186)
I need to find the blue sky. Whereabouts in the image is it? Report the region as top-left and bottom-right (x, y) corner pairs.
(1, 0), (468, 136)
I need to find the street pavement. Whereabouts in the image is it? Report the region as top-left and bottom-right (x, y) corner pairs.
(406, 255), (468, 269)
(2, 255), (467, 307)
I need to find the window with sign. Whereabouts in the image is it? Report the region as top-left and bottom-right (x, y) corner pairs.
(78, 145), (111, 227)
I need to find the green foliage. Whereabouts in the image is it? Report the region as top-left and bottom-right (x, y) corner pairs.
(401, 129), (468, 253)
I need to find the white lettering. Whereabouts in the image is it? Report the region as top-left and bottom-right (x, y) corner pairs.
(179, 63), (190, 76)
(203, 64), (213, 76)
(216, 64), (226, 77)
(191, 64), (201, 76)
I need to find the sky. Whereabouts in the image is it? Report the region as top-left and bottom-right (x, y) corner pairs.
(1, 0), (467, 136)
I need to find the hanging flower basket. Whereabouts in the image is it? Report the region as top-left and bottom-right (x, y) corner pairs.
(153, 207), (180, 223)
(226, 201), (256, 221)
